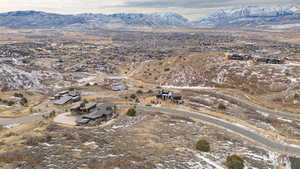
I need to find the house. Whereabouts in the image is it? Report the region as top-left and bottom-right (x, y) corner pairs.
(53, 90), (81, 105)
(75, 102), (116, 126)
(70, 101), (96, 115)
(81, 102), (97, 112)
(225, 53), (252, 61)
(156, 90), (183, 104)
(156, 90), (172, 100)
(70, 101), (85, 114)
(170, 93), (184, 104)
(254, 57), (285, 64)
(111, 82), (128, 91)
(104, 77), (125, 84)
(54, 95), (73, 105)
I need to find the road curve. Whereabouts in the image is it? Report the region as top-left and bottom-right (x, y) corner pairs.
(188, 90), (300, 121)
(0, 105), (299, 156)
(210, 91), (300, 120)
(118, 105), (300, 157)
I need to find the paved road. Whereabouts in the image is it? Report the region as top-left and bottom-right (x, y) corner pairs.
(1, 104), (300, 156)
(0, 113), (47, 126)
(192, 90), (300, 121)
(119, 105), (300, 157)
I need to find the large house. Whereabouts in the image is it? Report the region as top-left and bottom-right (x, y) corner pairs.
(72, 102), (116, 126)
(156, 90), (183, 104)
(53, 90), (81, 105)
(225, 53), (252, 61)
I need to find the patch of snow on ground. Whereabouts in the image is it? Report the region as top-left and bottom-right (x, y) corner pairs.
(256, 110), (269, 117)
(4, 123), (19, 129)
(277, 117), (293, 123)
(195, 153), (225, 169)
(77, 76), (96, 83)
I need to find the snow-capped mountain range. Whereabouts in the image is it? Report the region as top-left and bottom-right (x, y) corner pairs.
(197, 6), (300, 28)
(0, 11), (190, 29)
(1, 6), (300, 29)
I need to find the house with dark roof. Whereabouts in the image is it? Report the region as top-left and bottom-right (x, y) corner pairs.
(170, 93), (183, 104)
(156, 90), (183, 104)
(53, 90), (81, 105)
(254, 57), (285, 64)
(75, 102), (116, 125)
(225, 53), (252, 61)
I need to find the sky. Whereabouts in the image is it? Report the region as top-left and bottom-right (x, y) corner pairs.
(0, 0), (300, 20)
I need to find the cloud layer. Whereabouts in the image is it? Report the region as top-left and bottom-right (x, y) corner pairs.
(123, 0), (300, 9)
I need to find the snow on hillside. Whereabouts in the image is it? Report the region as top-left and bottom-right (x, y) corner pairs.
(197, 5), (300, 28)
(0, 64), (62, 90)
(0, 11), (189, 29)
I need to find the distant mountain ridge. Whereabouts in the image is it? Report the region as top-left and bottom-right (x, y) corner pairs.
(2, 7), (300, 30)
(0, 11), (86, 29)
(196, 6), (300, 28)
(0, 10), (190, 29)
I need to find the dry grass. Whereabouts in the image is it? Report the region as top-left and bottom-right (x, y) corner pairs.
(23, 134), (52, 146)
(0, 150), (42, 164)
(87, 156), (155, 169)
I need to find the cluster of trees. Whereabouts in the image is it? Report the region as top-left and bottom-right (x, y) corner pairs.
(14, 93), (28, 106)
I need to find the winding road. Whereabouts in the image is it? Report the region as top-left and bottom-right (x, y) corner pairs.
(199, 90), (300, 120)
(1, 104), (300, 156)
(118, 105), (300, 157)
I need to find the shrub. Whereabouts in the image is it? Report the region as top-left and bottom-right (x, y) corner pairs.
(14, 93), (24, 98)
(196, 139), (210, 152)
(218, 103), (226, 110)
(20, 97), (28, 106)
(7, 100), (16, 106)
(164, 68), (170, 72)
(130, 94), (137, 99)
(4, 132), (17, 137)
(46, 123), (60, 132)
(294, 93), (299, 100)
(226, 155), (244, 169)
(136, 90), (143, 94)
(49, 111), (56, 118)
(69, 87), (76, 91)
(24, 135), (52, 146)
(127, 108), (137, 117)
(29, 107), (35, 113)
(135, 98), (140, 103)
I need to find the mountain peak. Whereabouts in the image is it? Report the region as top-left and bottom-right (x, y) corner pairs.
(0, 10), (189, 29)
(196, 5), (300, 28)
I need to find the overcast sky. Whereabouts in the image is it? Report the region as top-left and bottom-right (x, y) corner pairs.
(0, 0), (300, 20)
